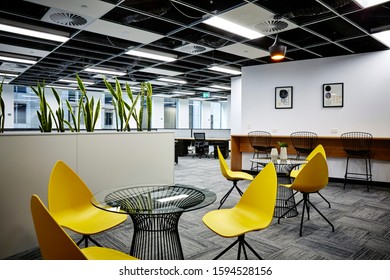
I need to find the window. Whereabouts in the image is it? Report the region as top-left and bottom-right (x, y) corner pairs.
(14, 103), (27, 124)
(104, 111), (113, 126)
(189, 100), (201, 129)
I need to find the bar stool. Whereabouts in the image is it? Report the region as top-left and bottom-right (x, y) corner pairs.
(290, 131), (318, 159)
(340, 132), (373, 192)
(248, 131), (273, 171)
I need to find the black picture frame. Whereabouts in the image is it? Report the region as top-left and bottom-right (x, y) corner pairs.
(275, 86), (293, 109)
(323, 82), (344, 107)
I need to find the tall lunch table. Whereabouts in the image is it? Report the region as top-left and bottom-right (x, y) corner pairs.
(91, 184), (216, 260)
(250, 158), (307, 218)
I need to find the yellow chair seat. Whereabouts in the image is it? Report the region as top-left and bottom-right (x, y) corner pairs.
(202, 162), (277, 260)
(82, 247), (138, 260)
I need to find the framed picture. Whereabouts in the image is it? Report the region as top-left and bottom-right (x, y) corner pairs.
(275, 86), (293, 109)
(323, 82), (343, 107)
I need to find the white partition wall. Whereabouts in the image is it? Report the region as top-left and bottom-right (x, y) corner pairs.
(0, 131), (175, 259)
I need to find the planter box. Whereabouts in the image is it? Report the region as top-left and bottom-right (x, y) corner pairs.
(0, 131), (174, 259)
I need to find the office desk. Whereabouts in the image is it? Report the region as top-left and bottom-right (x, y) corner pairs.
(250, 158), (307, 218)
(176, 137), (230, 158)
(91, 184), (216, 260)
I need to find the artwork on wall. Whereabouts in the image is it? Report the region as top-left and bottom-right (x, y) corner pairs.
(275, 86), (293, 109)
(323, 82), (343, 107)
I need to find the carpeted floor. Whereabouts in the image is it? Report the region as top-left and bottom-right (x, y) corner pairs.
(6, 155), (390, 260)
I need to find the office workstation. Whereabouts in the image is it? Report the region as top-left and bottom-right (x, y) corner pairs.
(1, 1), (390, 273)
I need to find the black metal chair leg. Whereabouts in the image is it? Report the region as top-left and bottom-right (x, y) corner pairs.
(242, 238), (263, 260)
(317, 191), (331, 208)
(306, 199), (335, 232)
(213, 238), (239, 260)
(278, 197), (304, 223)
(299, 196), (307, 237)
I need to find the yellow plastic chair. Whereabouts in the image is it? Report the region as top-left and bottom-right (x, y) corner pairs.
(217, 146), (253, 209)
(278, 153), (334, 237)
(48, 160), (127, 247)
(30, 195), (138, 260)
(203, 162), (277, 260)
(290, 144), (331, 208)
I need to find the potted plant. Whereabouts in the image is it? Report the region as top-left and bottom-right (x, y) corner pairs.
(278, 141), (288, 160)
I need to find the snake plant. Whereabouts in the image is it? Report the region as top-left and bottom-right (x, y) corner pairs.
(30, 81), (55, 132)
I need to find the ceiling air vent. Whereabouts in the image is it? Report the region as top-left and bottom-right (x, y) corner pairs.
(255, 19), (289, 34)
(41, 8), (92, 29)
(174, 43), (213, 54)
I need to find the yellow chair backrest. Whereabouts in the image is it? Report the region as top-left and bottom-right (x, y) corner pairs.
(48, 160), (92, 216)
(306, 144), (326, 161)
(291, 152), (328, 193)
(235, 162), (277, 225)
(30, 195), (87, 260)
(217, 146), (234, 180)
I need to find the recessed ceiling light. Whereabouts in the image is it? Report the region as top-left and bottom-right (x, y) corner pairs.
(208, 65), (241, 75)
(0, 55), (36, 65)
(203, 16), (264, 39)
(210, 84), (231, 90)
(84, 67), (127, 76)
(372, 30), (390, 47)
(0, 23), (69, 43)
(157, 77), (187, 84)
(172, 90), (196, 95)
(126, 49), (177, 62)
(354, 0), (388, 8)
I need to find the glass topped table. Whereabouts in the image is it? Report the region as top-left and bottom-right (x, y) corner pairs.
(91, 184), (216, 260)
(250, 158), (307, 218)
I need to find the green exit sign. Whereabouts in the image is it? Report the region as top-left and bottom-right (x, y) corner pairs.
(202, 92), (210, 98)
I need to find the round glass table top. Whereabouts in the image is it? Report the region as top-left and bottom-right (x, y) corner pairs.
(91, 184), (216, 215)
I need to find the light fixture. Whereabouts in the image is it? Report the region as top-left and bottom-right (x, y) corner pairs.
(203, 16), (264, 39)
(0, 72), (18, 78)
(354, 0), (388, 8)
(172, 90), (196, 95)
(84, 67), (127, 76)
(372, 30), (390, 47)
(157, 77), (187, 84)
(126, 49), (177, 62)
(208, 65), (241, 75)
(210, 84), (231, 90)
(0, 55), (37, 65)
(269, 33), (287, 61)
(0, 23), (69, 43)
(59, 79), (94, 85)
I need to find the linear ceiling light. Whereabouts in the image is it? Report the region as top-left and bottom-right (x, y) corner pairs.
(59, 79), (95, 85)
(203, 16), (264, 39)
(208, 65), (241, 75)
(354, 0), (388, 8)
(172, 90), (196, 95)
(372, 30), (390, 47)
(0, 23), (69, 43)
(0, 72), (18, 77)
(126, 49), (177, 62)
(84, 67), (127, 76)
(210, 84), (231, 90)
(0, 55), (37, 65)
(157, 77), (187, 84)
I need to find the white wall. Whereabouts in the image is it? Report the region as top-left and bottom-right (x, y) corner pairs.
(232, 50), (390, 182)
(201, 101), (211, 129)
(178, 99), (189, 129)
(240, 50), (390, 136)
(0, 132), (175, 259)
(152, 97), (165, 128)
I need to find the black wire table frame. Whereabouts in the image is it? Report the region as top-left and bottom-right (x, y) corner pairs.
(250, 158), (307, 218)
(91, 184), (216, 260)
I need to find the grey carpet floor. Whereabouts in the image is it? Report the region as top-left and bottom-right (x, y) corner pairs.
(6, 155), (390, 260)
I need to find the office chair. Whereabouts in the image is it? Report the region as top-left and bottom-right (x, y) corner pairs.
(48, 160), (127, 247)
(193, 132), (209, 158)
(217, 146), (253, 209)
(289, 144), (331, 208)
(290, 131), (318, 158)
(340, 132), (373, 192)
(248, 131), (273, 171)
(30, 194), (138, 260)
(203, 162), (277, 260)
(278, 153), (334, 237)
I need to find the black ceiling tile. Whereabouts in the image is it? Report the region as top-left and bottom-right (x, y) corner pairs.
(345, 2), (390, 33)
(1, 1), (49, 21)
(341, 35), (390, 52)
(279, 28), (329, 47)
(0, 33), (58, 52)
(306, 16), (367, 41)
(164, 0), (248, 14)
(307, 42), (354, 58)
(102, 6), (183, 34)
(72, 31), (131, 50)
(284, 49), (323, 61)
(319, 0), (363, 15)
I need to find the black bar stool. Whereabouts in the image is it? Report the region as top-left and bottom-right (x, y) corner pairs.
(248, 131), (273, 171)
(340, 132), (373, 192)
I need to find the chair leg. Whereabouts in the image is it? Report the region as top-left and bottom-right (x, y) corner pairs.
(278, 197), (304, 224)
(317, 191), (331, 208)
(218, 181), (242, 209)
(213, 235), (263, 260)
(306, 198), (335, 233)
(343, 157), (350, 190)
(76, 235), (103, 247)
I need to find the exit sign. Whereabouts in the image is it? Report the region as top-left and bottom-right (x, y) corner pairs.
(202, 92), (210, 98)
